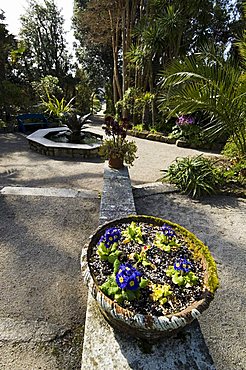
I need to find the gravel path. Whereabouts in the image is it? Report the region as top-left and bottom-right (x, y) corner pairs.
(0, 195), (100, 369)
(0, 116), (218, 190)
(134, 184), (246, 370)
(0, 132), (104, 191)
(0, 118), (245, 369)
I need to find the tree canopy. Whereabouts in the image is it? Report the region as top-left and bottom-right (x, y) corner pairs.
(73, 0), (241, 121)
(19, 0), (71, 81)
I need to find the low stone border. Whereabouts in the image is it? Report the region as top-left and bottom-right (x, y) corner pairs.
(129, 129), (176, 144)
(27, 128), (102, 158)
(129, 129), (223, 151)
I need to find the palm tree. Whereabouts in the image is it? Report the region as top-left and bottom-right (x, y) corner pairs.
(159, 45), (246, 156)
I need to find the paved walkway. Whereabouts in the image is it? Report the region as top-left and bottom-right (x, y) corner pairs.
(89, 115), (220, 185)
(0, 117), (245, 369)
(0, 116), (218, 190)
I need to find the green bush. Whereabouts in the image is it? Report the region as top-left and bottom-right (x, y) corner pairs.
(220, 158), (246, 188)
(162, 155), (221, 198)
(222, 137), (245, 159)
(132, 124), (144, 132)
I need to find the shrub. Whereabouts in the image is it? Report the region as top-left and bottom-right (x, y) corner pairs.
(222, 137), (245, 159)
(162, 155), (221, 198)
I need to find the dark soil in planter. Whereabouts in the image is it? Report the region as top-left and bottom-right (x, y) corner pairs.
(89, 221), (206, 317)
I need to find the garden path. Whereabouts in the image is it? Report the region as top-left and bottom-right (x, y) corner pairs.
(0, 117), (244, 369)
(134, 184), (246, 370)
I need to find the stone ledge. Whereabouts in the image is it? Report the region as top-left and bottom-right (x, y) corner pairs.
(0, 186), (99, 199)
(27, 128), (102, 158)
(81, 163), (215, 370)
(82, 297), (215, 370)
(99, 165), (136, 223)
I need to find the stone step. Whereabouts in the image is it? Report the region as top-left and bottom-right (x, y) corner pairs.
(0, 186), (99, 199)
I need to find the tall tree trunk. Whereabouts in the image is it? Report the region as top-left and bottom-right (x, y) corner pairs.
(149, 61), (155, 128)
(109, 9), (122, 106)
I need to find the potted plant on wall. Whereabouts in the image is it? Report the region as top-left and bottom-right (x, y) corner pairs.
(99, 116), (137, 169)
(84, 215), (219, 340)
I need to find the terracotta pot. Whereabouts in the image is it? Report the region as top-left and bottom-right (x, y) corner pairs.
(84, 215), (218, 341)
(108, 156), (124, 169)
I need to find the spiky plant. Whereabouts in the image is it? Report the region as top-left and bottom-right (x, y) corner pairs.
(162, 155), (221, 198)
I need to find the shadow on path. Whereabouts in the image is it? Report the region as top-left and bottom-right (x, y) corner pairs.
(133, 187), (246, 370)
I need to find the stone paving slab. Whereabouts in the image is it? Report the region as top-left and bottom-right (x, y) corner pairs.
(0, 186), (99, 198)
(82, 296), (215, 370)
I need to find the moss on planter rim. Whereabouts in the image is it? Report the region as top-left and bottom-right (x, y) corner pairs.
(113, 214), (219, 294)
(89, 214), (219, 295)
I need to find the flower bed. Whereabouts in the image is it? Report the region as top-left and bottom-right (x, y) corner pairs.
(86, 215), (218, 340)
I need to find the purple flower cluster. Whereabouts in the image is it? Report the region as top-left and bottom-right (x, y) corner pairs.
(103, 116), (132, 139)
(174, 258), (192, 273)
(98, 227), (121, 248)
(161, 224), (176, 238)
(176, 115), (195, 126)
(116, 263), (141, 291)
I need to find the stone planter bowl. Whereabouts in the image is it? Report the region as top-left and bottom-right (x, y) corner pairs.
(84, 215), (219, 341)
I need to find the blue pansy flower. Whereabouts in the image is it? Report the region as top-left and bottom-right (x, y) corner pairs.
(105, 227), (121, 244)
(174, 258), (192, 273)
(97, 227), (121, 248)
(161, 224), (176, 238)
(116, 263), (141, 291)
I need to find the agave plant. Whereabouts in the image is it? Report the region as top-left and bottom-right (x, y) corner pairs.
(158, 45), (246, 156)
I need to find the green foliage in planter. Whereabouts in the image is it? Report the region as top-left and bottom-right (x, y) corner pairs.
(125, 215), (219, 294)
(154, 232), (180, 252)
(162, 155), (221, 198)
(99, 116), (137, 166)
(166, 265), (198, 287)
(129, 245), (156, 269)
(99, 139), (137, 165)
(97, 241), (121, 264)
(122, 221), (143, 244)
(100, 273), (148, 304)
(172, 222), (219, 294)
(150, 284), (173, 305)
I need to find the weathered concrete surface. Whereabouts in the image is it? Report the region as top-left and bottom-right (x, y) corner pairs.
(100, 165), (136, 223)
(82, 295), (215, 370)
(0, 185), (99, 198)
(0, 318), (66, 342)
(0, 132), (104, 191)
(134, 184), (246, 370)
(0, 194), (100, 369)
